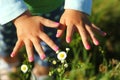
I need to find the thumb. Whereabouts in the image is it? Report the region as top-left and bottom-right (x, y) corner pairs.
(38, 17), (60, 28)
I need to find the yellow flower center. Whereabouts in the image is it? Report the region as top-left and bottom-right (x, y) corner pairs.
(22, 67), (27, 71)
(60, 53), (65, 58)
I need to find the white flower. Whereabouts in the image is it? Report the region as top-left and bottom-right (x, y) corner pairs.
(66, 48), (70, 52)
(21, 64), (28, 73)
(56, 50), (59, 54)
(57, 51), (67, 61)
(52, 60), (57, 65)
(64, 64), (68, 68)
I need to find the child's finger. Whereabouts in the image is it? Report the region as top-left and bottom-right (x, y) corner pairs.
(56, 26), (65, 38)
(39, 32), (59, 52)
(24, 39), (34, 62)
(66, 24), (74, 43)
(76, 23), (91, 50)
(56, 20), (66, 38)
(38, 17), (60, 28)
(11, 40), (23, 57)
(85, 24), (99, 46)
(31, 38), (46, 60)
(92, 24), (106, 36)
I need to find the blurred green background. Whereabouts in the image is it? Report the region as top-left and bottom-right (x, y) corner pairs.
(91, 0), (120, 58)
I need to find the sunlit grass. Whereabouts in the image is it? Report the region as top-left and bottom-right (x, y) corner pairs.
(9, 33), (120, 80)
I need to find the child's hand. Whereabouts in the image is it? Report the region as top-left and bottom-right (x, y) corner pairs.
(56, 9), (106, 50)
(11, 11), (59, 62)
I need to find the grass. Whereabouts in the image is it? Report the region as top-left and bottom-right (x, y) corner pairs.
(9, 33), (120, 80)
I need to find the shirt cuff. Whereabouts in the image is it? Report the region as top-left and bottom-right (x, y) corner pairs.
(64, 0), (92, 15)
(0, 0), (28, 25)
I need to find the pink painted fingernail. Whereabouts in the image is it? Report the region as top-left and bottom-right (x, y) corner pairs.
(86, 45), (91, 50)
(29, 57), (34, 62)
(94, 40), (99, 46)
(54, 46), (59, 51)
(66, 38), (71, 43)
(56, 33), (60, 37)
(55, 22), (59, 25)
(10, 52), (15, 57)
(40, 54), (46, 60)
(104, 32), (107, 36)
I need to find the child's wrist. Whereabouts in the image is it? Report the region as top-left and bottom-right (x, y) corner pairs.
(13, 10), (31, 26)
(65, 9), (88, 16)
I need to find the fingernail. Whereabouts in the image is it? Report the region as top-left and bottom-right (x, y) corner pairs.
(55, 22), (59, 25)
(56, 33), (60, 37)
(85, 45), (91, 50)
(29, 57), (34, 62)
(40, 54), (46, 60)
(103, 32), (107, 36)
(94, 40), (99, 46)
(66, 38), (71, 43)
(10, 52), (15, 57)
(54, 46), (59, 51)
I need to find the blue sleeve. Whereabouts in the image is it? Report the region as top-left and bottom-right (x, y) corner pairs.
(64, 0), (92, 15)
(0, 0), (28, 25)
